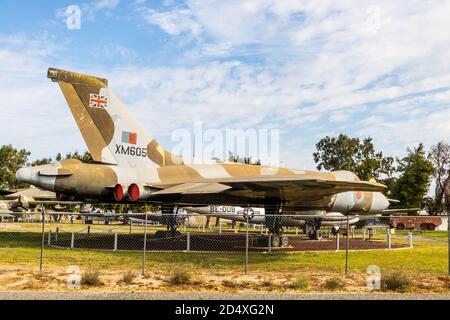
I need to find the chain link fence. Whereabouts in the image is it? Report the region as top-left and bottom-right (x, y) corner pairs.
(0, 210), (447, 291)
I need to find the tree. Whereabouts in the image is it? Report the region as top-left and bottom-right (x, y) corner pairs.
(313, 134), (395, 181)
(429, 141), (450, 213)
(228, 151), (261, 165)
(0, 145), (31, 189)
(64, 151), (94, 164)
(31, 157), (53, 166)
(391, 144), (435, 209)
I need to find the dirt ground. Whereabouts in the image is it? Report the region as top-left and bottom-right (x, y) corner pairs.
(0, 265), (448, 294)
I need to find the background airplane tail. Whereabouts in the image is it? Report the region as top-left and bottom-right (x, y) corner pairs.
(47, 68), (183, 167)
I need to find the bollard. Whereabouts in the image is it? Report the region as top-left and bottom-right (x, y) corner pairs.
(362, 228), (366, 241)
(387, 229), (391, 249)
(113, 233), (118, 251)
(296, 228), (299, 235)
(351, 226), (355, 239)
(187, 233), (191, 252)
(71, 232), (75, 249)
(408, 232), (413, 248)
(48, 230), (51, 245)
(336, 233), (340, 251)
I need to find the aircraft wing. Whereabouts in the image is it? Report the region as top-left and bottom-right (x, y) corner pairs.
(150, 176), (386, 202)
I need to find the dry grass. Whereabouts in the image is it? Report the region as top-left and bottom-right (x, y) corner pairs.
(169, 270), (191, 285)
(121, 271), (136, 285)
(381, 272), (413, 292)
(290, 276), (310, 290)
(81, 269), (102, 287)
(323, 277), (345, 290)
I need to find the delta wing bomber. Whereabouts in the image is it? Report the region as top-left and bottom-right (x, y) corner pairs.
(16, 68), (389, 241)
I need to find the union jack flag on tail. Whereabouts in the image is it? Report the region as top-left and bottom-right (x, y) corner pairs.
(89, 94), (108, 109)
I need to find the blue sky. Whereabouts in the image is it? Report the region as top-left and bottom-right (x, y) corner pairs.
(1, 0), (450, 170)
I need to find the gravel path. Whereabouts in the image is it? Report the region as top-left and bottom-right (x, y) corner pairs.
(1, 291), (449, 300)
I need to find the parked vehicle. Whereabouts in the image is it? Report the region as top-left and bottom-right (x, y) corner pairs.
(390, 216), (442, 231)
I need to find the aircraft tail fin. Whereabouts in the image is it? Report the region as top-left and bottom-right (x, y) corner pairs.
(47, 68), (183, 167)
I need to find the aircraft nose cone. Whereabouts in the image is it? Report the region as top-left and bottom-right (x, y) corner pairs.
(371, 192), (390, 212)
(16, 167), (32, 183)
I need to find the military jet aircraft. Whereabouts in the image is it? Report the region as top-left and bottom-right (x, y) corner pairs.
(16, 68), (388, 245)
(185, 205), (360, 243)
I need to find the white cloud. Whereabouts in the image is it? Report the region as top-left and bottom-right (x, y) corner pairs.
(56, 0), (120, 22)
(142, 8), (202, 36)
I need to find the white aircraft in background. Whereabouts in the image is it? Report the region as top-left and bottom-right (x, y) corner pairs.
(185, 205), (360, 241)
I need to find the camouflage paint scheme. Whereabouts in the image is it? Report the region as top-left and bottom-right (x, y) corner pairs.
(16, 68), (389, 214)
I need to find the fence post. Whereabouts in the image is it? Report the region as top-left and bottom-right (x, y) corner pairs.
(187, 233), (190, 252)
(55, 227), (59, 242)
(113, 233), (118, 251)
(387, 229), (391, 249)
(345, 215), (349, 275)
(268, 234), (272, 253)
(408, 232), (413, 248)
(245, 215), (249, 275)
(39, 209), (46, 272)
(336, 233), (340, 251)
(71, 232), (75, 249)
(129, 221), (132, 235)
(141, 212), (148, 276)
(87, 225), (90, 235)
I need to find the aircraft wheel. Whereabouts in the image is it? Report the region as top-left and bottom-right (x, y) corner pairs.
(271, 235), (280, 247)
(281, 236), (289, 247)
(308, 230), (322, 240)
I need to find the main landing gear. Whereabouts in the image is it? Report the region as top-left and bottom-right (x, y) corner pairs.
(155, 205), (182, 238)
(264, 201), (289, 248)
(304, 220), (323, 240)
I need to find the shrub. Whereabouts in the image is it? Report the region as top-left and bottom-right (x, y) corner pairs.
(323, 277), (345, 290)
(222, 280), (239, 289)
(261, 279), (274, 287)
(381, 273), (412, 292)
(291, 277), (310, 290)
(169, 270), (191, 285)
(81, 269), (102, 286)
(121, 271), (135, 285)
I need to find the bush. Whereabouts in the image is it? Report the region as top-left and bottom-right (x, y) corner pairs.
(121, 271), (135, 285)
(381, 273), (412, 292)
(169, 270), (191, 285)
(81, 269), (102, 286)
(290, 277), (310, 290)
(261, 279), (274, 287)
(323, 278), (345, 290)
(222, 280), (239, 289)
